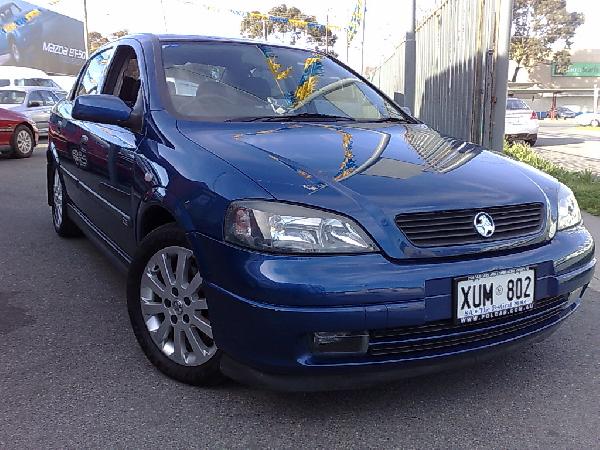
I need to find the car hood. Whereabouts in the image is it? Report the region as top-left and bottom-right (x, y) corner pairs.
(177, 120), (556, 258)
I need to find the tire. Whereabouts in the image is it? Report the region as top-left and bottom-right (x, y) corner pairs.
(526, 138), (537, 147)
(11, 125), (34, 158)
(591, 119), (600, 127)
(50, 167), (81, 237)
(127, 223), (224, 386)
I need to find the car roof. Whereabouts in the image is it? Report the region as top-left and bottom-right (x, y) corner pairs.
(102, 33), (311, 53)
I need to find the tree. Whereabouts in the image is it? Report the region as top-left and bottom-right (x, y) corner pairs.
(240, 4), (338, 56)
(88, 31), (108, 53)
(87, 29), (130, 53)
(110, 29), (129, 40)
(510, 0), (584, 82)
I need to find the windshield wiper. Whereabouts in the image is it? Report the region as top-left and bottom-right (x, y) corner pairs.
(358, 117), (411, 123)
(226, 113), (354, 122)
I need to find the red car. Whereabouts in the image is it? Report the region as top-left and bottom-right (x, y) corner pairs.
(0, 107), (38, 158)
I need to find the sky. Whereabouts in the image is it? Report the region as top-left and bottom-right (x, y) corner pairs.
(35, 0), (600, 69)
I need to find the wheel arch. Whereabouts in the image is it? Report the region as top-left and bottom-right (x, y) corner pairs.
(136, 201), (178, 243)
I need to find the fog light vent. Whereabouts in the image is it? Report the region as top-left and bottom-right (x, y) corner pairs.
(312, 331), (369, 355)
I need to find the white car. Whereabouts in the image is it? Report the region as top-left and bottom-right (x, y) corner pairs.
(0, 66), (62, 89)
(505, 98), (539, 146)
(575, 112), (600, 127)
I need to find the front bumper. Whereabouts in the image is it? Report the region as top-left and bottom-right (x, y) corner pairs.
(189, 225), (595, 390)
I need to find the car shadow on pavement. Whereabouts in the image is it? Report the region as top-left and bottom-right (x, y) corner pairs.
(535, 136), (585, 147)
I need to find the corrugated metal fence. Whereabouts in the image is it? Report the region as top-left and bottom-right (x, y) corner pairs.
(370, 0), (500, 147)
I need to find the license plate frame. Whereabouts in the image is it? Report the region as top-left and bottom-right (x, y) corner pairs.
(453, 267), (536, 325)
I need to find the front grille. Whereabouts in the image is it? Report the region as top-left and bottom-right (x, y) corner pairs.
(395, 203), (545, 247)
(369, 296), (571, 357)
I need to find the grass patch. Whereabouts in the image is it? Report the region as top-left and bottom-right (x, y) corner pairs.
(504, 141), (600, 216)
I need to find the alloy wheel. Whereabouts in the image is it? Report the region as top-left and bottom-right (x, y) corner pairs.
(16, 129), (32, 154)
(53, 170), (63, 227)
(140, 246), (216, 366)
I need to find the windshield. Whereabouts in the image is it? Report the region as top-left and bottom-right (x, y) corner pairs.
(14, 78), (61, 88)
(0, 90), (25, 104)
(161, 42), (408, 122)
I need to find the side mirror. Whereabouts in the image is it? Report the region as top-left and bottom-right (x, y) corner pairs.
(28, 100), (42, 107)
(72, 94), (132, 126)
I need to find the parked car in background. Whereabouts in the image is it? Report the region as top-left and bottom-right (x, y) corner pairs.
(48, 75), (77, 93)
(549, 106), (578, 120)
(0, 66), (62, 89)
(47, 35), (595, 391)
(0, 86), (65, 135)
(505, 97), (538, 146)
(0, 107), (37, 157)
(575, 112), (600, 127)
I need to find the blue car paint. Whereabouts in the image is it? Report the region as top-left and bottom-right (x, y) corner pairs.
(48, 34), (596, 390)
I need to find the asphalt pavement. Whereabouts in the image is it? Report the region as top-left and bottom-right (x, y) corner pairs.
(535, 121), (600, 175)
(1, 146), (599, 449)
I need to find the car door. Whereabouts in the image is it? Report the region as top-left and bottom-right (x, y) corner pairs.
(73, 43), (145, 256)
(35, 90), (58, 133)
(23, 90), (48, 130)
(50, 47), (114, 222)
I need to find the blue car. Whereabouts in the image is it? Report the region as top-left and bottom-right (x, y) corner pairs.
(47, 35), (596, 391)
(0, 1), (42, 65)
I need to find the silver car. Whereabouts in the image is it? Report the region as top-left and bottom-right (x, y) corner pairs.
(0, 86), (66, 135)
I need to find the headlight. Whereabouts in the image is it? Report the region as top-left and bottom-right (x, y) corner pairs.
(224, 201), (378, 254)
(557, 184), (581, 230)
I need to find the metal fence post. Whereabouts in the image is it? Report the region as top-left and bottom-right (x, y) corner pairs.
(404, 0), (416, 112)
(491, 0), (513, 151)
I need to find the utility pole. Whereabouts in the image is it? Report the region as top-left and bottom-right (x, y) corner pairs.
(491, 0), (514, 152)
(325, 14), (329, 54)
(403, 0), (416, 113)
(263, 18), (268, 41)
(360, 0), (367, 74)
(160, 0), (168, 33)
(82, 0), (89, 57)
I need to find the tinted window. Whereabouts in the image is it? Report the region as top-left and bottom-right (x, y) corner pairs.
(0, 90), (25, 104)
(38, 90), (58, 106)
(161, 42), (406, 121)
(0, 79), (9, 87)
(507, 98), (529, 110)
(28, 91), (43, 106)
(14, 78), (61, 88)
(76, 48), (114, 97)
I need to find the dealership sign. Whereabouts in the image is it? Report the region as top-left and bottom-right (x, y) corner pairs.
(552, 62), (600, 77)
(0, 0), (85, 75)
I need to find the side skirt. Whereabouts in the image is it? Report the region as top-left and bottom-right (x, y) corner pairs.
(67, 203), (132, 273)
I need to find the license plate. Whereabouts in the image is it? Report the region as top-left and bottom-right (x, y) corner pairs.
(454, 267), (535, 324)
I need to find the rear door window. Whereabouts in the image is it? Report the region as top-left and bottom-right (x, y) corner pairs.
(28, 91), (44, 107)
(39, 90), (58, 107)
